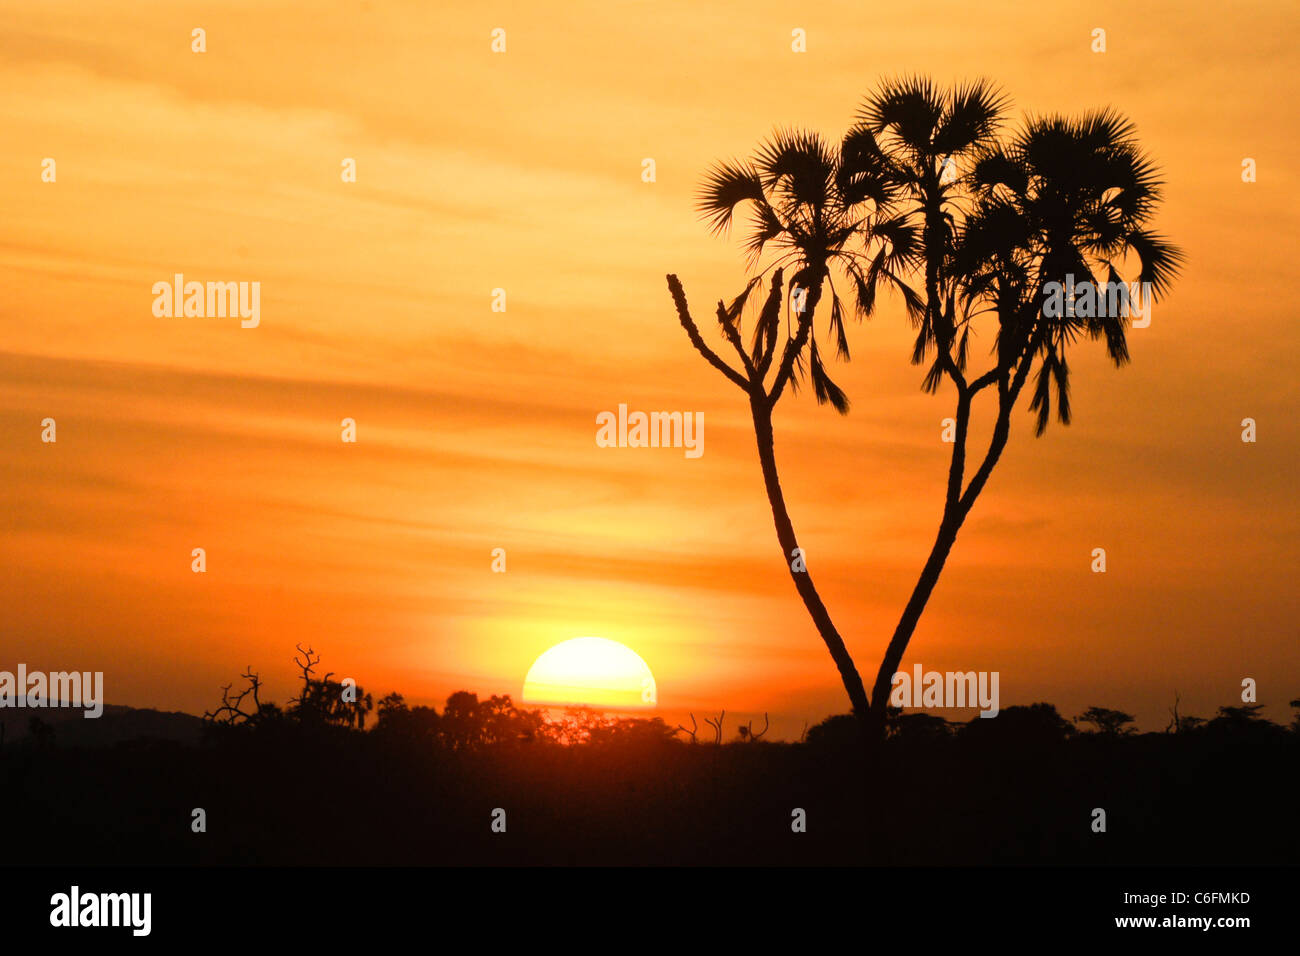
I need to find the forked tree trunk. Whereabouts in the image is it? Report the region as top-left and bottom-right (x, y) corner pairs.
(859, 185), (997, 739)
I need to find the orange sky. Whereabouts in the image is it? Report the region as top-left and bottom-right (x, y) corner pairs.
(2, 1), (1297, 738)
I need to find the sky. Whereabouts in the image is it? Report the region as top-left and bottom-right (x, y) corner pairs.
(1, 0), (1297, 739)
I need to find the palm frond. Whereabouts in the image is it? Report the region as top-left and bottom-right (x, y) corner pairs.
(720, 276), (762, 329)
(756, 128), (838, 209)
(751, 268), (785, 368)
(697, 161), (767, 236)
(933, 79), (1009, 156)
(1028, 354), (1053, 436)
(969, 149), (1028, 196)
(1095, 263), (1131, 366)
(828, 292), (850, 360)
(810, 339), (850, 413)
(742, 203), (786, 261)
(1051, 349), (1071, 426)
(872, 214), (922, 267)
(1124, 229), (1184, 298)
(859, 75), (944, 154)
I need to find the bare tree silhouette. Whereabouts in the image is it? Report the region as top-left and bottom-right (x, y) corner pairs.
(1164, 691), (1205, 734)
(704, 709), (726, 745)
(204, 666), (263, 725)
(675, 713), (699, 744)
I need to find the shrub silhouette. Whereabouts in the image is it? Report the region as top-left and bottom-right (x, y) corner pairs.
(959, 703), (1075, 747)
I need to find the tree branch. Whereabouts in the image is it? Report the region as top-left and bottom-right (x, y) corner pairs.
(666, 275), (749, 390)
(754, 269), (785, 381)
(945, 388), (972, 512)
(716, 299), (758, 383)
(957, 332), (1039, 513)
(968, 367), (1001, 394)
(767, 282), (817, 406)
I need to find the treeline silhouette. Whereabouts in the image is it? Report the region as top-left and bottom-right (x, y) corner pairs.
(4, 650), (1297, 865)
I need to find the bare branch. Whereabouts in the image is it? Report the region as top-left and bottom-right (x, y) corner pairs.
(767, 268), (821, 405)
(294, 644), (320, 682)
(739, 712), (769, 742)
(203, 667), (263, 725)
(675, 713), (698, 744)
(968, 366), (1002, 394)
(957, 331), (1039, 514)
(767, 309), (813, 406)
(666, 275), (749, 390)
(703, 709), (725, 745)
(716, 299), (758, 382)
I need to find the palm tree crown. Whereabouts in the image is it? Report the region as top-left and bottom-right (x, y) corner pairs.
(854, 77), (1010, 391)
(961, 109), (1185, 433)
(697, 127), (918, 411)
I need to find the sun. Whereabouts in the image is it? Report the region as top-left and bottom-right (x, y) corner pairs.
(522, 637), (657, 709)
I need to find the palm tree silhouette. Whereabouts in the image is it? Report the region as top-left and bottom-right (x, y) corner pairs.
(666, 83), (1181, 739)
(667, 126), (913, 718)
(865, 108), (1184, 725)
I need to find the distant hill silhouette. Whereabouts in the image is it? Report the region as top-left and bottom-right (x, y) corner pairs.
(0, 704), (205, 748)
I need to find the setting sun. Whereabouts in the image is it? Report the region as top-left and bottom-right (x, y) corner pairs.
(522, 637), (657, 709)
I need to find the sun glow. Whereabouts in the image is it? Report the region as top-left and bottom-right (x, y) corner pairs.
(522, 637), (657, 709)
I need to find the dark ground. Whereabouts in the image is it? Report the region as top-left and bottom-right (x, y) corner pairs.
(5, 702), (1296, 866)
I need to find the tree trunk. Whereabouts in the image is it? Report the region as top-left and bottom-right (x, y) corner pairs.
(867, 404), (1015, 728)
(867, 516), (963, 724)
(750, 394), (871, 718)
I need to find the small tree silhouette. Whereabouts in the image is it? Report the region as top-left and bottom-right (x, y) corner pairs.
(440, 691), (483, 750)
(1206, 704), (1282, 737)
(286, 645), (373, 730)
(961, 703), (1075, 746)
(1075, 707), (1137, 736)
(435, 691), (548, 748)
(737, 712), (769, 743)
(373, 693), (441, 744)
